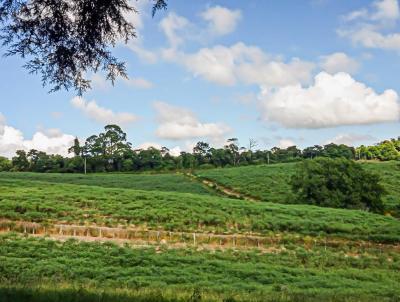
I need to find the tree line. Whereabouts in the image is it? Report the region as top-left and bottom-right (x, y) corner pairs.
(0, 125), (399, 173)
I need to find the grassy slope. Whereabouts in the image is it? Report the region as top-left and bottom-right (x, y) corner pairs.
(0, 172), (216, 196)
(0, 234), (399, 301)
(0, 178), (399, 242)
(195, 161), (400, 215)
(195, 163), (295, 203)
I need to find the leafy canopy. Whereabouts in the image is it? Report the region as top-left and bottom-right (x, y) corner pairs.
(0, 0), (167, 94)
(291, 158), (385, 213)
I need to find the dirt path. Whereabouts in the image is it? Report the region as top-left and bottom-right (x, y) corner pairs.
(184, 172), (259, 201)
(1, 219), (399, 254)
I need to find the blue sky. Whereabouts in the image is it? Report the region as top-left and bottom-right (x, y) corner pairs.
(1, 0), (400, 157)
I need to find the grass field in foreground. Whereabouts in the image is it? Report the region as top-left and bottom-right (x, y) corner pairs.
(0, 234), (399, 302)
(0, 178), (399, 242)
(0, 172), (216, 196)
(195, 161), (400, 215)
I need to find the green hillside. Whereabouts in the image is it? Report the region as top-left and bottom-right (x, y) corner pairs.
(1, 163), (399, 301)
(0, 172), (216, 196)
(195, 161), (400, 216)
(0, 178), (399, 242)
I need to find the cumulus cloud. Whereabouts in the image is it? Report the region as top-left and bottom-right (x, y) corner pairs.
(325, 133), (376, 146)
(339, 0), (400, 51)
(319, 52), (359, 75)
(201, 6), (242, 36)
(261, 72), (400, 128)
(71, 97), (139, 125)
(159, 6), (241, 51)
(168, 42), (314, 87)
(154, 101), (231, 140)
(0, 114), (75, 158)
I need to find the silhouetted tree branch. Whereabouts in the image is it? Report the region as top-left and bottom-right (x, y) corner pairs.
(0, 0), (168, 94)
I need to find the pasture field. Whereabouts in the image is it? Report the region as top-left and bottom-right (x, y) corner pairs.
(0, 163), (399, 302)
(0, 172), (216, 196)
(195, 161), (400, 216)
(0, 178), (399, 242)
(0, 234), (399, 301)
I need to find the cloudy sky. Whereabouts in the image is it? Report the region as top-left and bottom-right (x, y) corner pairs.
(1, 0), (400, 157)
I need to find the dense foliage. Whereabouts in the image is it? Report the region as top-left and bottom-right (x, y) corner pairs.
(356, 138), (400, 161)
(1, 125), (398, 174)
(0, 235), (399, 301)
(291, 158), (385, 213)
(5, 124), (398, 174)
(0, 0), (167, 93)
(0, 178), (399, 242)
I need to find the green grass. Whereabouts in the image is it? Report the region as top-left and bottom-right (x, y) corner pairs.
(361, 161), (400, 215)
(195, 161), (400, 216)
(195, 163), (295, 203)
(0, 234), (399, 301)
(0, 172), (216, 196)
(0, 178), (399, 242)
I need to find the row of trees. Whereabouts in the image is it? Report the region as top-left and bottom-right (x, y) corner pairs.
(356, 139), (400, 161)
(0, 125), (399, 173)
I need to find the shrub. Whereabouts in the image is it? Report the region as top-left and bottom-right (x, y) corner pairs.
(291, 158), (385, 213)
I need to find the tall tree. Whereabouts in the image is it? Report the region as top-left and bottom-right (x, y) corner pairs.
(68, 137), (82, 157)
(11, 150), (29, 171)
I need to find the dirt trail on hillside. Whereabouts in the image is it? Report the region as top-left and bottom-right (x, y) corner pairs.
(184, 172), (259, 201)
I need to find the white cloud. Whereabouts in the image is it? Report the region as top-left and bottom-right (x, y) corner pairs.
(278, 139), (296, 149)
(339, 26), (400, 50)
(342, 8), (369, 22)
(159, 12), (190, 49)
(154, 101), (231, 140)
(261, 72), (400, 128)
(158, 6), (241, 51)
(325, 133), (376, 146)
(340, 0), (400, 51)
(319, 52), (359, 74)
(71, 97), (139, 125)
(371, 0), (399, 21)
(343, 0), (399, 22)
(0, 114), (75, 158)
(127, 41), (158, 63)
(201, 6), (242, 36)
(169, 146), (182, 156)
(171, 42), (314, 87)
(136, 142), (162, 150)
(0, 113), (5, 136)
(124, 77), (154, 89)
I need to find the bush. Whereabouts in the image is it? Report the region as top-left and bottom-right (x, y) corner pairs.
(291, 158), (385, 213)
